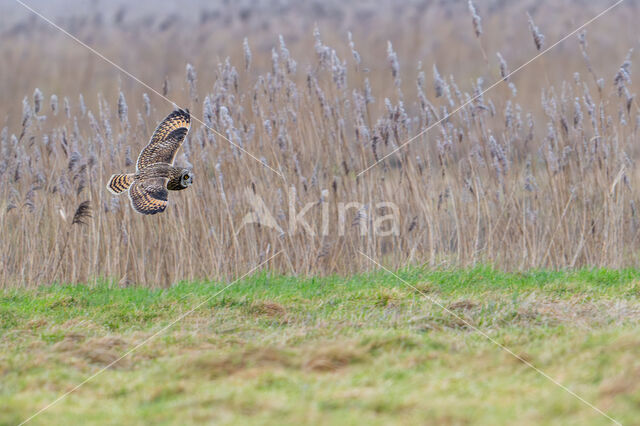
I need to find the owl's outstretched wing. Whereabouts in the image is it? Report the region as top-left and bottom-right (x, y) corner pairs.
(128, 178), (169, 215)
(136, 108), (190, 171)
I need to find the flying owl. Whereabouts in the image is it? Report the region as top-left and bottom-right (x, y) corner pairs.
(107, 108), (193, 215)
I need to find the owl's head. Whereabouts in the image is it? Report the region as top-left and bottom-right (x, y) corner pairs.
(180, 170), (194, 188)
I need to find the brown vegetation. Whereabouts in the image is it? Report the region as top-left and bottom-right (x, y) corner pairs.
(1, 1), (639, 286)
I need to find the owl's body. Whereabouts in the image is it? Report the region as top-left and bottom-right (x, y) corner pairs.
(135, 163), (187, 184)
(107, 109), (193, 215)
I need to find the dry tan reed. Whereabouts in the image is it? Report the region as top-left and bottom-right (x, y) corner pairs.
(1, 0), (639, 286)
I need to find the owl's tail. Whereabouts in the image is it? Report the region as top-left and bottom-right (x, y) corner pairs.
(107, 173), (134, 194)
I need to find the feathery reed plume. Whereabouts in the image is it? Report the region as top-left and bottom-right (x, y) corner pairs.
(118, 91), (129, 126)
(433, 65), (444, 97)
(50, 201), (92, 282)
(186, 63), (197, 102)
(496, 52), (509, 82)
(78, 94), (85, 116)
(72, 200), (92, 225)
(468, 1), (482, 38)
(33, 88), (43, 115)
(63, 96), (71, 120)
(313, 25), (331, 67)
(279, 35), (296, 74)
(527, 12), (545, 51)
(348, 32), (361, 67)
(467, 1), (487, 62)
(50, 94), (58, 115)
(577, 30), (597, 83)
(614, 49), (633, 96)
(387, 41), (401, 87)
(142, 93), (151, 116)
(19, 96), (32, 142)
(243, 37), (252, 71)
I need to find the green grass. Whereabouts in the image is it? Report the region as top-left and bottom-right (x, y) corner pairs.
(2, 267), (640, 425)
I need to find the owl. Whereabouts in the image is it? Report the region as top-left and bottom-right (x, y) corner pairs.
(107, 108), (193, 215)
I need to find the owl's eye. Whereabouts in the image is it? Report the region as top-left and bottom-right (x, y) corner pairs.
(184, 174), (189, 179)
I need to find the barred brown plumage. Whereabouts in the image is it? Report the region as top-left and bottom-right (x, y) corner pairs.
(136, 109), (191, 170)
(129, 179), (168, 215)
(105, 108), (193, 215)
(107, 173), (134, 194)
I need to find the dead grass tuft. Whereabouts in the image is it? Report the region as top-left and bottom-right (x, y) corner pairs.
(362, 334), (420, 353)
(408, 282), (439, 295)
(74, 336), (128, 366)
(249, 301), (288, 319)
(448, 300), (478, 311)
(26, 318), (48, 330)
(303, 343), (367, 372)
(146, 384), (187, 403)
(374, 288), (405, 307)
(515, 294), (640, 328)
(183, 346), (293, 379)
(599, 367), (640, 398)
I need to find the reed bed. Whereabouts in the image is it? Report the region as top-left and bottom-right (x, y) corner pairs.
(1, 0), (639, 286)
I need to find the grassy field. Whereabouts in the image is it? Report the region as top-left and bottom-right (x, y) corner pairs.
(4, 1), (640, 424)
(2, 267), (640, 425)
